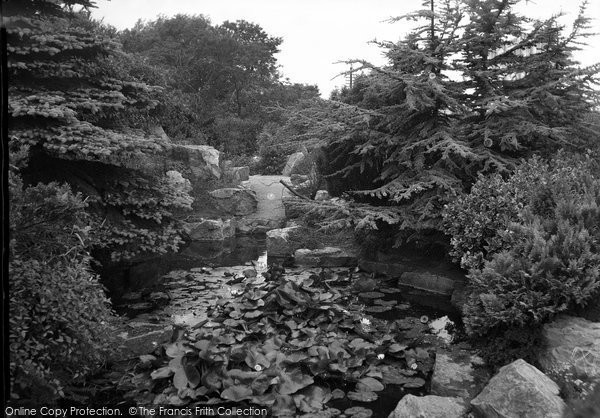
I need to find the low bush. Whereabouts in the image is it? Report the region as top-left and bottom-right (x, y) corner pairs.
(444, 152), (600, 364)
(9, 174), (118, 402)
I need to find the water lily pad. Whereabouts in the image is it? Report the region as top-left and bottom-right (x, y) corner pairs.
(244, 310), (262, 318)
(331, 388), (345, 399)
(221, 385), (253, 401)
(347, 390), (378, 402)
(358, 292), (385, 299)
(388, 343), (407, 353)
(277, 368), (314, 395)
(293, 386), (332, 413)
(356, 377), (384, 392)
(374, 299), (397, 306)
(150, 366), (173, 379)
(379, 287), (401, 294)
(403, 377), (426, 388)
(365, 305), (392, 313)
(345, 406), (373, 417)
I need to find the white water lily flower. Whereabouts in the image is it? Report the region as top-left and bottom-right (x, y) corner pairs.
(360, 318), (371, 326)
(410, 363), (418, 370)
(254, 365), (262, 371)
(377, 354), (385, 360)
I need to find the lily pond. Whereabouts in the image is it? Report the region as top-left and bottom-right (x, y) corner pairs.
(111, 238), (461, 418)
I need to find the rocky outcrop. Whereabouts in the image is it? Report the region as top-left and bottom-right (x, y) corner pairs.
(431, 347), (488, 401)
(282, 152), (305, 176)
(266, 227), (302, 258)
(223, 166), (250, 183)
(294, 247), (357, 267)
(170, 144), (221, 181)
(538, 315), (600, 379)
(209, 188), (258, 216)
(388, 394), (468, 418)
(470, 359), (566, 418)
(182, 219), (236, 241)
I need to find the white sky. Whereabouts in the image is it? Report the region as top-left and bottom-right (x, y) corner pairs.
(92, 0), (600, 98)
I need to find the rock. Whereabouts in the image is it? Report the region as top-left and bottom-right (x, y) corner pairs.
(314, 190), (330, 201)
(359, 260), (409, 277)
(183, 218), (236, 241)
(282, 152), (306, 176)
(236, 218), (284, 235)
(243, 268), (257, 278)
(399, 271), (457, 295)
(431, 346), (489, 401)
(294, 247), (358, 267)
(266, 227), (302, 258)
(388, 394), (468, 418)
(538, 315), (600, 379)
(470, 359), (566, 418)
(224, 166), (250, 183)
(209, 188), (258, 216)
(290, 174), (309, 184)
(170, 144), (221, 180)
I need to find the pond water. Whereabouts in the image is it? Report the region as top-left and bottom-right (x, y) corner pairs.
(111, 236), (462, 418)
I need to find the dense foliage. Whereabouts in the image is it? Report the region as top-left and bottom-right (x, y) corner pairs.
(127, 266), (434, 416)
(286, 0), (600, 243)
(443, 153), (600, 365)
(9, 170), (117, 401)
(6, 0), (193, 262)
(6, 0), (191, 400)
(120, 15), (319, 154)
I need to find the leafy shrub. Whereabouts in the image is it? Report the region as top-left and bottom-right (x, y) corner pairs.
(474, 326), (544, 371)
(9, 174), (117, 401)
(454, 154), (600, 338)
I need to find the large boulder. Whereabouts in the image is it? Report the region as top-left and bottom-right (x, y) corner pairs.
(388, 395), (468, 418)
(209, 188), (258, 216)
(294, 247), (357, 267)
(170, 144), (221, 181)
(223, 166), (250, 183)
(282, 152), (306, 176)
(538, 315), (600, 379)
(431, 347), (489, 401)
(266, 227), (302, 258)
(470, 359), (566, 418)
(182, 219), (236, 241)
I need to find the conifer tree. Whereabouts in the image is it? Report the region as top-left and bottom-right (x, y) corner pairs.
(313, 0), (599, 243)
(6, 0), (192, 261)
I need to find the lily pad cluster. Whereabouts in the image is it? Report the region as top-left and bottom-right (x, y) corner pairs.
(133, 266), (435, 417)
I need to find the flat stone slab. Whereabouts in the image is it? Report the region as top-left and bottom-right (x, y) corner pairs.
(538, 315), (600, 380)
(266, 226), (302, 258)
(388, 394), (468, 418)
(294, 247), (358, 267)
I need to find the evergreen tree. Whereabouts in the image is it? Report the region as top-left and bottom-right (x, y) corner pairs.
(6, 0), (192, 261)
(311, 0), (599, 243)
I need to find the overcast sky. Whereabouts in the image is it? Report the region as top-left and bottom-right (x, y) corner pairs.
(92, 0), (600, 97)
